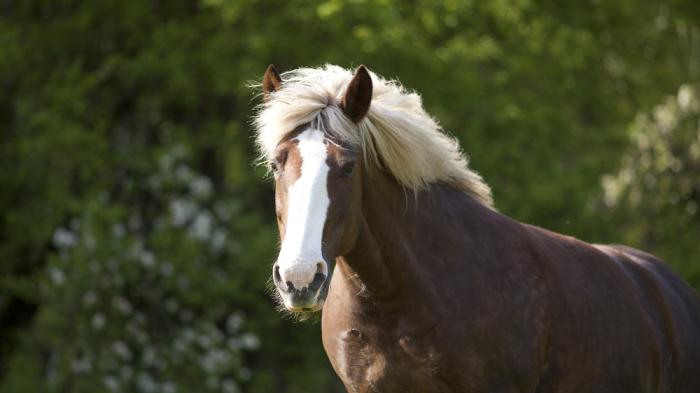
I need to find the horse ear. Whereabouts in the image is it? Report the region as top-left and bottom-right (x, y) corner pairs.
(342, 65), (373, 123)
(262, 64), (282, 101)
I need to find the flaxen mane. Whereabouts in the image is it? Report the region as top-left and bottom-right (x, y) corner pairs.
(253, 64), (493, 206)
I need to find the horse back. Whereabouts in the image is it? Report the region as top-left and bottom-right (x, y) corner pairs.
(522, 223), (700, 393)
(595, 244), (700, 392)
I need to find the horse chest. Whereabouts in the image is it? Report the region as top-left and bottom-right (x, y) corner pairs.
(327, 327), (451, 393)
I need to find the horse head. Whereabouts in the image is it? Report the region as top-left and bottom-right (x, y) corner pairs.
(262, 65), (372, 314)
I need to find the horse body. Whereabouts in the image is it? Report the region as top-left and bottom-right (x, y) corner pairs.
(254, 64), (700, 392)
(321, 170), (700, 392)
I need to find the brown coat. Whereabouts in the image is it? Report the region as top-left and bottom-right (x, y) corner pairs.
(321, 169), (700, 393)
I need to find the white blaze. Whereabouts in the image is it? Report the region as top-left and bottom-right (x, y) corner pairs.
(277, 128), (330, 289)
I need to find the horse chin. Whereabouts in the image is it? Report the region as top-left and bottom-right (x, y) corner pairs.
(275, 274), (330, 317)
(290, 302), (323, 313)
(270, 272), (330, 320)
(284, 297), (324, 313)
(278, 298), (324, 321)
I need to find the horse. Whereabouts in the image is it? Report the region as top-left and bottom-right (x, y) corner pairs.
(253, 64), (700, 392)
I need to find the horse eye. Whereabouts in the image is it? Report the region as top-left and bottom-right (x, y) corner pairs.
(341, 163), (354, 176)
(271, 150), (288, 174)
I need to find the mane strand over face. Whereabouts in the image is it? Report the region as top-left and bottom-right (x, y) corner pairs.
(252, 64), (493, 207)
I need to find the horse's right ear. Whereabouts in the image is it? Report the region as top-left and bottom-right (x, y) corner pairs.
(342, 65), (373, 123)
(262, 64), (282, 101)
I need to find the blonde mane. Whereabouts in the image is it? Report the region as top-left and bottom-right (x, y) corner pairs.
(252, 64), (493, 207)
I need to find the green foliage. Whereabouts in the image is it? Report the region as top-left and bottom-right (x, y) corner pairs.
(602, 85), (700, 288)
(0, 0), (698, 392)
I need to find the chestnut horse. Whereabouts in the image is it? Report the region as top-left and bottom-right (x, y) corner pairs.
(254, 64), (700, 392)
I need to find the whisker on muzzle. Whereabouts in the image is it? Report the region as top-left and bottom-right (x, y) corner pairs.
(267, 274), (319, 323)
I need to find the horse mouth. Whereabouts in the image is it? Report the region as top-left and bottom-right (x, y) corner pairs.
(286, 300), (324, 313)
(274, 269), (331, 315)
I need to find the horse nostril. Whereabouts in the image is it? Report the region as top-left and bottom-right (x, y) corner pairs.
(316, 262), (326, 275)
(273, 261), (327, 294)
(273, 264), (282, 284)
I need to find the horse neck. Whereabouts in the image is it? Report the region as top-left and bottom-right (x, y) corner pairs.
(335, 168), (482, 310)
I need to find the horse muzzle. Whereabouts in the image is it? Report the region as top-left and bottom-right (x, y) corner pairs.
(272, 259), (328, 311)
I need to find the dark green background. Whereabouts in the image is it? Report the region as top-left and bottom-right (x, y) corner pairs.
(1, 1), (699, 392)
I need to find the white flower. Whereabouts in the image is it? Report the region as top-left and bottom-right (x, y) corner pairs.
(238, 367), (252, 380)
(71, 356), (92, 373)
(136, 372), (158, 393)
(92, 313), (106, 330)
(190, 176), (213, 199)
(142, 347), (157, 366)
(103, 376), (119, 392)
(210, 229), (227, 253)
(197, 333), (213, 349)
(240, 333), (260, 350)
(120, 366), (133, 379)
(52, 228), (77, 249)
(113, 296), (133, 315)
(677, 85), (695, 111)
(112, 341), (132, 362)
(170, 198), (197, 227)
(48, 267), (65, 285)
(222, 378), (240, 393)
(140, 250), (156, 268)
(201, 349), (231, 373)
(226, 313), (244, 333)
(189, 212), (213, 240)
(160, 262), (174, 277)
(112, 223), (126, 238)
(175, 165), (194, 182)
(163, 381), (177, 393)
(82, 291), (98, 307)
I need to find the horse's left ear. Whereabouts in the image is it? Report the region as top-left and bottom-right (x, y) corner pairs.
(262, 64), (282, 101)
(342, 65), (373, 123)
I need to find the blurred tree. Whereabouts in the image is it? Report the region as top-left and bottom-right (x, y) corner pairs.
(602, 85), (700, 289)
(4, 146), (264, 392)
(0, 1), (336, 392)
